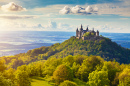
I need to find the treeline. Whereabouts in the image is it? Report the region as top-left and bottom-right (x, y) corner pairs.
(0, 36), (130, 69)
(0, 55), (130, 86)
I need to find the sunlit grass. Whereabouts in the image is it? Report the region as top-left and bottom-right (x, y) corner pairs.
(31, 76), (54, 86)
(31, 76), (89, 86)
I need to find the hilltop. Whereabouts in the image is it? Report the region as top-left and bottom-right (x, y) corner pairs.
(0, 35), (130, 69)
(30, 36), (129, 63)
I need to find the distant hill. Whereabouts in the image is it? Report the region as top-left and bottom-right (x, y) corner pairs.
(0, 36), (130, 68)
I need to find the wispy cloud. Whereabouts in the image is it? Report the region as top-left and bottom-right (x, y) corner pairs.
(95, 24), (124, 33)
(120, 18), (128, 20)
(0, 14), (38, 19)
(95, 0), (130, 16)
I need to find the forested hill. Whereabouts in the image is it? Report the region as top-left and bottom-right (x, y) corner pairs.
(26, 36), (130, 63)
(0, 36), (130, 68)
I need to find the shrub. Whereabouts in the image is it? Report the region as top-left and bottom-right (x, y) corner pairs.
(60, 80), (77, 86)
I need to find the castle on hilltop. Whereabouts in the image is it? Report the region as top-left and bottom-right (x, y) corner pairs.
(76, 25), (99, 40)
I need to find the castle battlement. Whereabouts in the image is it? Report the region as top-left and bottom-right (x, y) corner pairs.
(76, 24), (99, 40)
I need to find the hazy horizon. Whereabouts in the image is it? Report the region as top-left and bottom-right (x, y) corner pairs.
(0, 31), (129, 57)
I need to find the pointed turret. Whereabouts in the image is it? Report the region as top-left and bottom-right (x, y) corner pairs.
(76, 28), (79, 37)
(81, 24), (83, 28)
(80, 24), (83, 31)
(76, 28), (78, 31)
(86, 27), (88, 32)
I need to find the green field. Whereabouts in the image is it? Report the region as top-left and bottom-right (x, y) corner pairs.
(31, 76), (55, 86)
(31, 76), (89, 86)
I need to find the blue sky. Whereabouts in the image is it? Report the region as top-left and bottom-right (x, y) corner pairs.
(20, 0), (121, 8)
(0, 0), (130, 33)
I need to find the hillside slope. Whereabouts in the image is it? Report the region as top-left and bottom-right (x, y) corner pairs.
(0, 36), (130, 68)
(32, 36), (129, 63)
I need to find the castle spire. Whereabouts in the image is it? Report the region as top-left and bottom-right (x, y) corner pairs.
(81, 24), (82, 28)
(80, 24), (83, 30)
(86, 26), (88, 31)
(76, 28), (78, 31)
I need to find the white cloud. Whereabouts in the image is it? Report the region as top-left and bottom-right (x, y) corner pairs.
(1, 2), (27, 12)
(48, 21), (57, 28)
(0, 20), (45, 31)
(58, 0), (130, 16)
(32, 24), (44, 29)
(59, 6), (71, 14)
(86, 6), (98, 13)
(59, 5), (98, 15)
(58, 23), (74, 31)
(0, 19), (129, 32)
(36, 21), (73, 31)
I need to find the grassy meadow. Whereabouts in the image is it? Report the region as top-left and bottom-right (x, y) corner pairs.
(31, 76), (89, 86)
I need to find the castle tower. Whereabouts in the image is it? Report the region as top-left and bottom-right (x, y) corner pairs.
(80, 24), (83, 31)
(76, 28), (78, 37)
(79, 30), (81, 37)
(92, 28), (94, 31)
(96, 30), (99, 36)
(79, 24), (83, 37)
(86, 27), (88, 32)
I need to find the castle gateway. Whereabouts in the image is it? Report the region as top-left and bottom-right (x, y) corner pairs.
(76, 25), (99, 40)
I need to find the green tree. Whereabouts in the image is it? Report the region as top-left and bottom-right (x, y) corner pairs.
(0, 60), (6, 72)
(0, 74), (12, 86)
(43, 57), (62, 76)
(63, 55), (75, 67)
(74, 55), (87, 65)
(71, 62), (80, 77)
(118, 68), (130, 86)
(77, 56), (104, 81)
(16, 70), (31, 86)
(53, 64), (73, 84)
(88, 70), (110, 86)
(4, 68), (16, 84)
(102, 61), (120, 85)
(17, 65), (28, 71)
